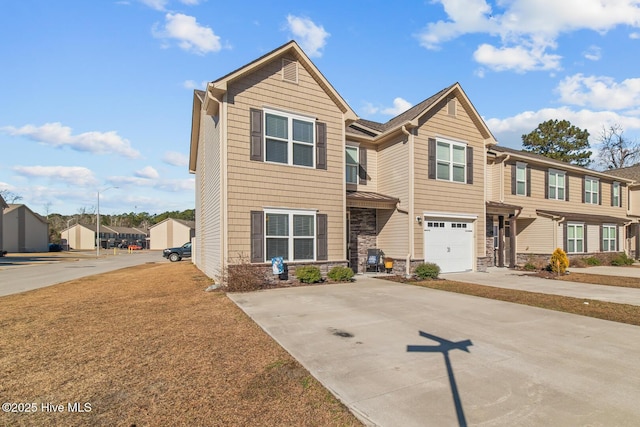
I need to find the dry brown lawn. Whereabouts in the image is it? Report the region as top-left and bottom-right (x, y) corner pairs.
(550, 270), (640, 288)
(0, 262), (361, 427)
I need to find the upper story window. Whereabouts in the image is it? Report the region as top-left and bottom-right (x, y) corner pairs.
(585, 177), (599, 204)
(612, 182), (621, 207)
(515, 162), (527, 196)
(346, 146), (358, 184)
(264, 110), (315, 167)
(437, 140), (467, 183)
(548, 169), (566, 200)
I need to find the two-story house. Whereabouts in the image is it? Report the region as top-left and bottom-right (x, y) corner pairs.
(189, 41), (496, 280)
(486, 146), (635, 267)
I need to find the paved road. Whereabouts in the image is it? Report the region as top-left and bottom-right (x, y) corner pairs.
(0, 251), (167, 297)
(230, 276), (640, 427)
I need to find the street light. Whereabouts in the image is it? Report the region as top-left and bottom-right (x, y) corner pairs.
(97, 186), (119, 257)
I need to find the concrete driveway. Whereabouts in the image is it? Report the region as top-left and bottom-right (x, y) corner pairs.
(442, 267), (640, 306)
(230, 277), (640, 426)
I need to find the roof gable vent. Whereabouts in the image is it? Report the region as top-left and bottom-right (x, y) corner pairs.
(282, 59), (298, 83)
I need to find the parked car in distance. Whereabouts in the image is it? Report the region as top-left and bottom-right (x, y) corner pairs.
(128, 244), (143, 250)
(48, 243), (62, 252)
(163, 242), (192, 262)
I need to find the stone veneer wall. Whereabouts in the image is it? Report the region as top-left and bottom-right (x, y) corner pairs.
(349, 208), (377, 273)
(230, 261), (349, 285)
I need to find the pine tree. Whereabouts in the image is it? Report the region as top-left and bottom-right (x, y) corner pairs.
(522, 119), (592, 167)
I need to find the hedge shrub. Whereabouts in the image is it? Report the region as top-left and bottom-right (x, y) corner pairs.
(415, 262), (440, 280)
(295, 265), (322, 284)
(327, 266), (354, 282)
(550, 248), (569, 274)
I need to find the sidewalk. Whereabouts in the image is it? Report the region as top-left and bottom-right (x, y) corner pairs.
(441, 266), (640, 306)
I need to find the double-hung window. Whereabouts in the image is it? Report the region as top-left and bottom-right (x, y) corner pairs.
(265, 110), (314, 167)
(346, 146), (358, 184)
(567, 223), (584, 253)
(602, 225), (617, 252)
(436, 139), (466, 183)
(265, 209), (315, 261)
(548, 169), (566, 200)
(515, 162), (527, 196)
(585, 177), (599, 204)
(612, 182), (620, 207)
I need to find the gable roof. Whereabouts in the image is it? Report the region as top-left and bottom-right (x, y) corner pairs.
(190, 40), (358, 173)
(602, 164), (640, 182)
(346, 83), (496, 145)
(5, 204), (48, 224)
(150, 217), (196, 230)
(488, 145), (635, 183)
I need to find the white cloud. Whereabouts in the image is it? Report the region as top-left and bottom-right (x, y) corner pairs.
(140, 0), (168, 11)
(381, 97), (413, 116)
(286, 15), (330, 57)
(486, 107), (640, 148)
(163, 151), (189, 167)
(108, 175), (195, 193)
(631, 32), (640, 39)
(153, 13), (221, 55)
(183, 79), (207, 90)
(1, 122), (140, 158)
(473, 42), (561, 72)
(556, 74), (640, 110)
(12, 166), (97, 186)
(417, 0), (640, 71)
(583, 45), (602, 61)
(135, 166), (160, 179)
(361, 97), (413, 117)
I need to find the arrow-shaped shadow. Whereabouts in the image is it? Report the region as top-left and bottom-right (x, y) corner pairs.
(407, 331), (473, 427)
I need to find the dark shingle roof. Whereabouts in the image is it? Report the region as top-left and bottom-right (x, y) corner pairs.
(347, 84), (456, 137)
(602, 164), (640, 181)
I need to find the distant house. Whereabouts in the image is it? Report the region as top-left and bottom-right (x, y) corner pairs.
(2, 204), (49, 252)
(61, 223), (149, 250)
(149, 218), (195, 250)
(0, 194), (7, 254)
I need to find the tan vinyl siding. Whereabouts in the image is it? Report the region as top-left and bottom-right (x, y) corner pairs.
(516, 216), (559, 254)
(587, 223), (599, 253)
(503, 164), (628, 220)
(195, 111), (222, 278)
(225, 55), (345, 262)
(413, 97), (486, 262)
(486, 161), (494, 200)
(377, 135), (410, 257)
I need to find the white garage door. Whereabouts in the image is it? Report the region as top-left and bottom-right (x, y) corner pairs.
(423, 218), (474, 273)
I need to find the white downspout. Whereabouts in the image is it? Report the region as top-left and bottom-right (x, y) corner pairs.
(402, 125), (413, 277)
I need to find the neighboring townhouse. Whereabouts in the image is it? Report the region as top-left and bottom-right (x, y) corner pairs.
(61, 223), (96, 250)
(602, 164), (640, 258)
(486, 145), (635, 267)
(2, 204), (49, 252)
(0, 194), (7, 254)
(149, 218), (195, 250)
(189, 41), (496, 280)
(61, 223), (148, 250)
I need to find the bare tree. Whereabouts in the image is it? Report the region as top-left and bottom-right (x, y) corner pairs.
(0, 189), (23, 204)
(596, 124), (640, 170)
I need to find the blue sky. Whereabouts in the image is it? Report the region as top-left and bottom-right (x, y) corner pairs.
(2, 0), (640, 216)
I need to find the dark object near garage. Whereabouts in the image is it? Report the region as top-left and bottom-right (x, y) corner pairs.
(49, 243), (62, 252)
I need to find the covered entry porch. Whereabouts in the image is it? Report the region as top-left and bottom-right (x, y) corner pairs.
(486, 201), (522, 268)
(346, 191), (399, 273)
